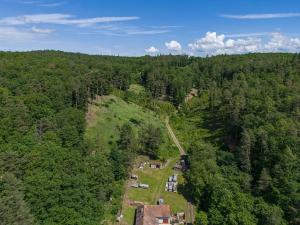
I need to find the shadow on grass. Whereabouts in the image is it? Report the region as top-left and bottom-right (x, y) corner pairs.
(133, 208), (137, 225)
(199, 108), (224, 145)
(177, 183), (194, 204)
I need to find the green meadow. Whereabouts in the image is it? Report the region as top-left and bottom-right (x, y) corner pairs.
(85, 95), (178, 158)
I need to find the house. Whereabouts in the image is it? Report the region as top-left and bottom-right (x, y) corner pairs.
(135, 205), (172, 225)
(150, 162), (162, 169)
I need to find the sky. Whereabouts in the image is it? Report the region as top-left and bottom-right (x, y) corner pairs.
(1, 0), (300, 56)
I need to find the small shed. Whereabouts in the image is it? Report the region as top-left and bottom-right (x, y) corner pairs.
(150, 162), (162, 169)
(131, 183), (139, 188)
(139, 183), (150, 189)
(173, 163), (182, 171)
(131, 174), (138, 180)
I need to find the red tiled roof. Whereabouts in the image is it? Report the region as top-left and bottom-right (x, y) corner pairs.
(135, 205), (171, 225)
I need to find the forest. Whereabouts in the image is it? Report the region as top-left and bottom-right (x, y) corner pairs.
(0, 51), (299, 225)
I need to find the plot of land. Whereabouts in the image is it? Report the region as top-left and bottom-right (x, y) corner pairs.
(121, 156), (188, 225)
(85, 95), (190, 225)
(85, 95), (177, 158)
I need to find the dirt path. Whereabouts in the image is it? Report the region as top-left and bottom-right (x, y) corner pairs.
(119, 181), (130, 225)
(118, 117), (190, 224)
(185, 202), (195, 224)
(165, 117), (195, 224)
(165, 117), (186, 156)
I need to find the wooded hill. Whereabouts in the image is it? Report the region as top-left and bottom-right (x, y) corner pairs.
(0, 51), (299, 224)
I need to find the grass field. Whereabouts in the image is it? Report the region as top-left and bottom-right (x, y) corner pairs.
(170, 97), (218, 151)
(122, 156), (188, 225)
(168, 96), (222, 223)
(85, 94), (185, 224)
(127, 84), (146, 94)
(85, 95), (178, 158)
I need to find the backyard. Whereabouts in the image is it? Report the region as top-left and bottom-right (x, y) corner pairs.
(121, 156), (188, 225)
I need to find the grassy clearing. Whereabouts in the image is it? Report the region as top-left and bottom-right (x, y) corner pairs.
(169, 96), (222, 222)
(122, 207), (136, 225)
(128, 84), (146, 94)
(85, 94), (190, 224)
(126, 84), (176, 116)
(170, 97), (217, 150)
(122, 156), (188, 224)
(85, 95), (178, 158)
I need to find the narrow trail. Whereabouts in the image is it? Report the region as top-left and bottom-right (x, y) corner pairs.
(119, 116), (192, 224)
(165, 116), (195, 224)
(185, 202), (195, 224)
(165, 117), (186, 156)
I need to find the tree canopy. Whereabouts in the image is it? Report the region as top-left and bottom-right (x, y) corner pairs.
(0, 51), (299, 224)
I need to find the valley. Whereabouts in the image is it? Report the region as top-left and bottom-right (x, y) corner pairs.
(0, 51), (299, 225)
(85, 92), (191, 224)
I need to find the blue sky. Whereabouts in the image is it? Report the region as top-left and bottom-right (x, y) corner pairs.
(1, 0), (300, 55)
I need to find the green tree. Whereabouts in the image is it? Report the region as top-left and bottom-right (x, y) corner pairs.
(196, 211), (208, 225)
(258, 168), (272, 192)
(139, 124), (162, 159)
(0, 173), (35, 225)
(238, 129), (252, 173)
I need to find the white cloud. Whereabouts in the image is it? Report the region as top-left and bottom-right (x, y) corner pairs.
(264, 32), (300, 51)
(16, 0), (42, 4)
(188, 31), (261, 55)
(145, 46), (159, 53)
(291, 38), (300, 47)
(93, 24), (171, 36)
(226, 38), (261, 52)
(0, 14), (139, 27)
(127, 30), (169, 35)
(31, 26), (55, 34)
(0, 27), (35, 41)
(226, 32), (270, 38)
(264, 32), (285, 50)
(189, 31), (262, 55)
(189, 32), (225, 51)
(189, 31), (300, 55)
(165, 40), (181, 51)
(0, 25), (55, 45)
(221, 13), (300, 19)
(40, 2), (66, 7)
(15, 0), (67, 7)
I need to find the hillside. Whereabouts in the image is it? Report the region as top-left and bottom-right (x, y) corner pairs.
(0, 51), (299, 225)
(84, 94), (183, 223)
(85, 94), (177, 158)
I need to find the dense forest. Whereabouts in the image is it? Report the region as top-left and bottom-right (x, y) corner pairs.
(0, 51), (299, 224)
(172, 54), (300, 225)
